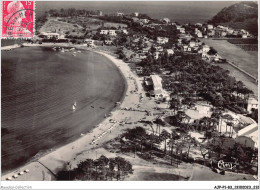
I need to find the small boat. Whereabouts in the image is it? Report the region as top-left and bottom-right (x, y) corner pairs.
(72, 101), (77, 111)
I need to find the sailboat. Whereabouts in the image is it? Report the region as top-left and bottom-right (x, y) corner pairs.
(72, 101), (77, 111)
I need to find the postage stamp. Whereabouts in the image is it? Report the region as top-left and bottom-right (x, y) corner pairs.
(2, 1), (35, 39)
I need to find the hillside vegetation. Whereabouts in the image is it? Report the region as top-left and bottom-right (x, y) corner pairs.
(210, 1), (258, 35)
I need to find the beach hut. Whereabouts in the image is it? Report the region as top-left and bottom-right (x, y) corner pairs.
(7, 177), (12, 180)
(13, 174), (18, 178)
(19, 171), (24, 175)
(25, 169), (29, 173)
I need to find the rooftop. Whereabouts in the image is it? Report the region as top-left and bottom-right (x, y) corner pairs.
(150, 75), (162, 89)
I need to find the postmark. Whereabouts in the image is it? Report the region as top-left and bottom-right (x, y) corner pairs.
(2, 1), (35, 39)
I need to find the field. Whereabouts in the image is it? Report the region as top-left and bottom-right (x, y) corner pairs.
(227, 38), (258, 51)
(227, 38), (258, 45)
(58, 17), (102, 31)
(58, 16), (127, 31)
(202, 39), (258, 78)
(39, 17), (85, 38)
(103, 22), (127, 28)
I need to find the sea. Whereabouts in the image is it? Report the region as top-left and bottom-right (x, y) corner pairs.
(37, 1), (237, 24)
(1, 47), (125, 173)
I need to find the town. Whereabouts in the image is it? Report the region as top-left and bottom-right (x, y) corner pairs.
(2, 4), (258, 182)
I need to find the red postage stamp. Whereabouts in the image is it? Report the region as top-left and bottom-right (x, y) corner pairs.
(2, 1), (35, 39)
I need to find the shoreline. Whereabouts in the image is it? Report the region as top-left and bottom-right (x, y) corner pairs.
(1, 42), (258, 181)
(1, 45), (132, 181)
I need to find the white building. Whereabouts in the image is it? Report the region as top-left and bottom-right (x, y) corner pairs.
(217, 25), (224, 29)
(100, 30), (117, 36)
(202, 45), (210, 53)
(104, 40), (113, 45)
(247, 97), (258, 113)
(150, 75), (164, 100)
(84, 39), (95, 47)
(157, 37), (169, 44)
(98, 10), (103, 16)
(236, 120), (258, 149)
(162, 18), (170, 23)
(197, 31), (203, 38)
(134, 12), (139, 17)
(140, 18), (149, 24)
(177, 39), (182, 45)
(154, 52), (160, 59)
(242, 34), (248, 38)
(189, 41), (196, 47)
(122, 29), (128, 34)
(117, 12), (124, 16)
(166, 49), (174, 55)
(109, 30), (117, 36)
(179, 28), (185, 34)
(227, 28), (234, 34)
(195, 23), (202, 27)
(40, 32), (60, 39)
(207, 24), (214, 30)
(100, 30), (109, 35)
(183, 45), (188, 52)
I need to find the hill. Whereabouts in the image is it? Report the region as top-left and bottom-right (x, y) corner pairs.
(209, 1), (258, 35)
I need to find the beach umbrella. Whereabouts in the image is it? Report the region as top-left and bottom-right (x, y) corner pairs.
(19, 171), (24, 175)
(25, 169), (29, 173)
(13, 174), (18, 178)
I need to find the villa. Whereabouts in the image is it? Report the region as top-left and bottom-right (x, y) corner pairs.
(157, 37), (169, 44)
(122, 29), (128, 34)
(146, 75), (168, 100)
(197, 31), (203, 38)
(166, 49), (174, 55)
(100, 30), (117, 36)
(242, 34), (248, 38)
(189, 41), (196, 47)
(162, 17), (170, 23)
(154, 52), (160, 59)
(104, 40), (113, 45)
(236, 120), (258, 149)
(116, 12), (124, 16)
(195, 23), (202, 27)
(140, 18), (149, 24)
(207, 24), (214, 30)
(39, 32), (60, 39)
(84, 39), (95, 47)
(179, 28), (185, 34)
(202, 45), (210, 53)
(247, 97), (258, 113)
